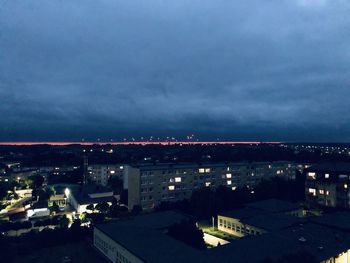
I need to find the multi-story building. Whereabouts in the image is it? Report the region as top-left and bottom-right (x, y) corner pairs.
(88, 164), (124, 187)
(305, 163), (350, 208)
(126, 161), (296, 211)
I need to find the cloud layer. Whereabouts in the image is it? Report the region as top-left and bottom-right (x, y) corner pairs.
(1, 0), (350, 141)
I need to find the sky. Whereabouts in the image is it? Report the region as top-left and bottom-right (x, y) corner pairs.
(1, 0), (350, 142)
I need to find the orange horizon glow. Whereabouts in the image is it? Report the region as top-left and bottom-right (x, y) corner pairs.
(0, 141), (282, 146)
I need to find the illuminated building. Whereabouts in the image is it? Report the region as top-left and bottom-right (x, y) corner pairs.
(94, 210), (350, 263)
(217, 199), (302, 237)
(126, 162), (296, 211)
(305, 163), (350, 208)
(66, 185), (116, 213)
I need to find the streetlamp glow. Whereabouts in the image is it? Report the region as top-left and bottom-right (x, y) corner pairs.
(65, 188), (70, 197)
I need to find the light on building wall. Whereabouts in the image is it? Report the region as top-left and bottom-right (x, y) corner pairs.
(308, 188), (316, 196)
(65, 188), (70, 197)
(308, 172), (316, 179)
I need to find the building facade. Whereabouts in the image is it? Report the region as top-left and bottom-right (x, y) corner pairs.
(88, 164), (124, 187)
(305, 163), (350, 208)
(126, 161), (296, 211)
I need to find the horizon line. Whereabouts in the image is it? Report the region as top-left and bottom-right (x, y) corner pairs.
(0, 141), (283, 146)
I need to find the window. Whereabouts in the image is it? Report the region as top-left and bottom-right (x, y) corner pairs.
(344, 184), (348, 189)
(308, 172), (316, 179)
(226, 173), (232, 178)
(205, 168), (211, 173)
(319, 189), (324, 194)
(326, 190), (330, 196)
(232, 186), (237, 191)
(325, 173), (329, 179)
(308, 188), (316, 196)
(168, 185), (175, 191)
(227, 180), (232, 185)
(205, 182), (211, 187)
(198, 168), (205, 173)
(175, 177), (182, 183)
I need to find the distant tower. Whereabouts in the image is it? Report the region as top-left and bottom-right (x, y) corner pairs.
(83, 154), (89, 185)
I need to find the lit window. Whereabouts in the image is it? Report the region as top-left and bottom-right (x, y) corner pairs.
(226, 173), (232, 178)
(232, 186), (237, 191)
(119, 166), (124, 169)
(308, 188), (316, 196)
(198, 168), (205, 173)
(205, 168), (211, 173)
(168, 185), (175, 191)
(110, 170), (115, 174)
(205, 182), (211, 187)
(169, 178), (174, 183)
(227, 167), (230, 171)
(326, 190), (330, 195)
(175, 177), (182, 183)
(344, 184), (348, 189)
(227, 180), (232, 185)
(308, 172), (316, 179)
(319, 189), (324, 194)
(276, 170), (281, 175)
(325, 173), (329, 179)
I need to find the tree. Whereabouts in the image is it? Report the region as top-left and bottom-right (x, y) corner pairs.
(95, 202), (110, 214)
(109, 177), (123, 194)
(0, 182), (10, 200)
(50, 202), (60, 214)
(59, 215), (70, 228)
(28, 175), (45, 188)
(86, 204), (95, 212)
(168, 219), (206, 250)
(38, 187), (55, 202)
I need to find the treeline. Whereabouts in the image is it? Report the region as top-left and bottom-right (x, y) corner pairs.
(1, 223), (92, 262)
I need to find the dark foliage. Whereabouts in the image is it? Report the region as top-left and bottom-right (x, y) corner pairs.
(167, 219), (206, 250)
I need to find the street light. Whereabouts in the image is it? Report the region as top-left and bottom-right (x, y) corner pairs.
(65, 188), (70, 198)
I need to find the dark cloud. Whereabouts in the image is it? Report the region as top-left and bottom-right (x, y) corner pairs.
(1, 0), (350, 141)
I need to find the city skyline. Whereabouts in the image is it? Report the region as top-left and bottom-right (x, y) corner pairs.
(1, 0), (350, 142)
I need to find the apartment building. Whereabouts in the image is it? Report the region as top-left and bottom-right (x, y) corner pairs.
(126, 161), (296, 211)
(88, 164), (124, 187)
(305, 163), (350, 208)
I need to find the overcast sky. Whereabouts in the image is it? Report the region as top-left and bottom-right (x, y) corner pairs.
(1, 0), (350, 142)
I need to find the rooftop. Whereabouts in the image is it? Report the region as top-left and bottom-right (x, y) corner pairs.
(96, 211), (201, 263)
(246, 199), (301, 213)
